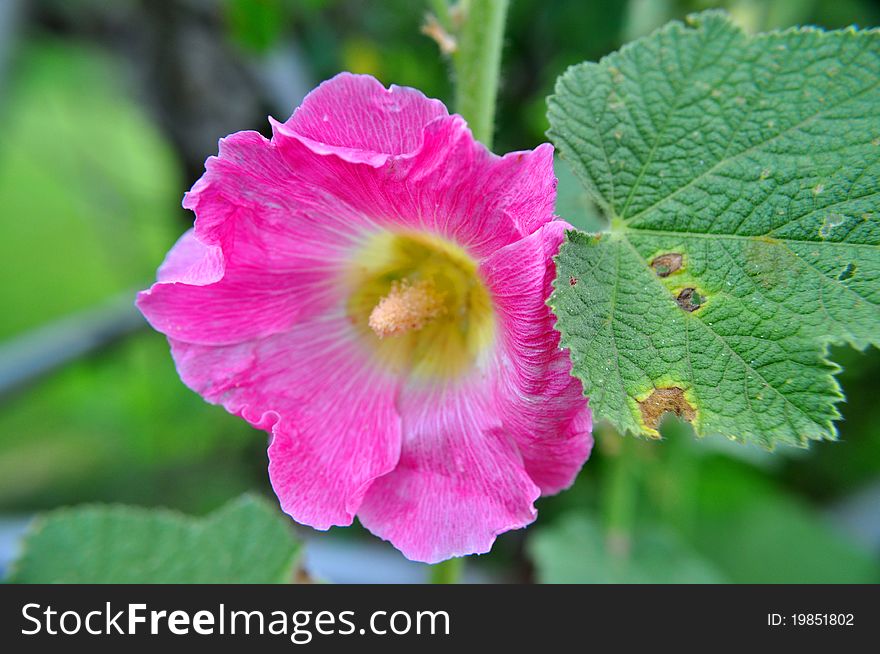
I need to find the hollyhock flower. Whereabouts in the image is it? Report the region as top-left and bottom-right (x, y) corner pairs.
(137, 73), (592, 563)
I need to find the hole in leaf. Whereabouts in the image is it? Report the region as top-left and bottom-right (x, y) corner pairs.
(638, 387), (696, 432)
(838, 263), (856, 281)
(676, 288), (703, 312)
(650, 253), (683, 277)
(569, 276), (578, 286)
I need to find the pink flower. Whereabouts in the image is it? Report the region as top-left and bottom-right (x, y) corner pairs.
(137, 73), (592, 563)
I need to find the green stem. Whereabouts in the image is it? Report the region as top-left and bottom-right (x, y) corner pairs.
(657, 421), (697, 537)
(429, 557), (464, 584)
(601, 432), (637, 560)
(452, 0), (510, 149)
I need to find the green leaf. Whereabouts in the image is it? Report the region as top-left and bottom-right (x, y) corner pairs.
(7, 494), (301, 583)
(548, 11), (880, 446)
(529, 514), (724, 583)
(695, 498), (880, 583)
(691, 459), (880, 583)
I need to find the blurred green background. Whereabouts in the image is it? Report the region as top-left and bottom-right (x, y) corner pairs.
(1, 0), (878, 583)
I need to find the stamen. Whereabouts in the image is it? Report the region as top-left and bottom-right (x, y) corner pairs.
(368, 279), (446, 338)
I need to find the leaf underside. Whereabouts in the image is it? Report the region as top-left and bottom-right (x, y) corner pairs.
(7, 494), (301, 583)
(548, 11), (879, 447)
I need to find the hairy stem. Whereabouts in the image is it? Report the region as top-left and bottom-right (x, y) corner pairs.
(453, 0), (509, 149)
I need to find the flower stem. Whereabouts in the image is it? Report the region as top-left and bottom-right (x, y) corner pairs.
(429, 557), (464, 584)
(657, 420), (697, 537)
(453, 0), (510, 149)
(601, 430), (637, 560)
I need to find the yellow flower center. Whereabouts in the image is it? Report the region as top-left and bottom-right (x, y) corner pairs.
(368, 279), (447, 339)
(346, 230), (494, 380)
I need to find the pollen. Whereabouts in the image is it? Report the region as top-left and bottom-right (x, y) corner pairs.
(368, 279), (446, 339)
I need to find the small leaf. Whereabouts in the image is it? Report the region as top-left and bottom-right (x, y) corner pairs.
(529, 514), (724, 583)
(7, 494), (301, 583)
(548, 11), (880, 446)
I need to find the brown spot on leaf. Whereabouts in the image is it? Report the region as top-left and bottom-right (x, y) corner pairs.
(838, 263), (856, 281)
(569, 276), (578, 286)
(650, 253), (683, 277)
(676, 287), (703, 312)
(638, 387), (695, 431)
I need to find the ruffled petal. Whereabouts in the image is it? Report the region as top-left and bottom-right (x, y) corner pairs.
(136, 224), (336, 346)
(155, 229), (224, 285)
(184, 130), (373, 266)
(480, 221), (593, 494)
(140, 128), (375, 346)
(486, 143), (557, 237)
(271, 116), (556, 259)
(169, 313), (401, 530)
(357, 381), (540, 563)
(277, 72), (448, 166)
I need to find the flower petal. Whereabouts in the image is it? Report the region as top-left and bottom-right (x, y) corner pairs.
(169, 313), (402, 530)
(154, 229), (224, 285)
(140, 130), (367, 346)
(277, 72), (448, 166)
(357, 381), (540, 563)
(184, 130), (372, 265)
(271, 115), (556, 259)
(137, 241), (334, 348)
(480, 221), (593, 494)
(487, 143), (557, 238)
